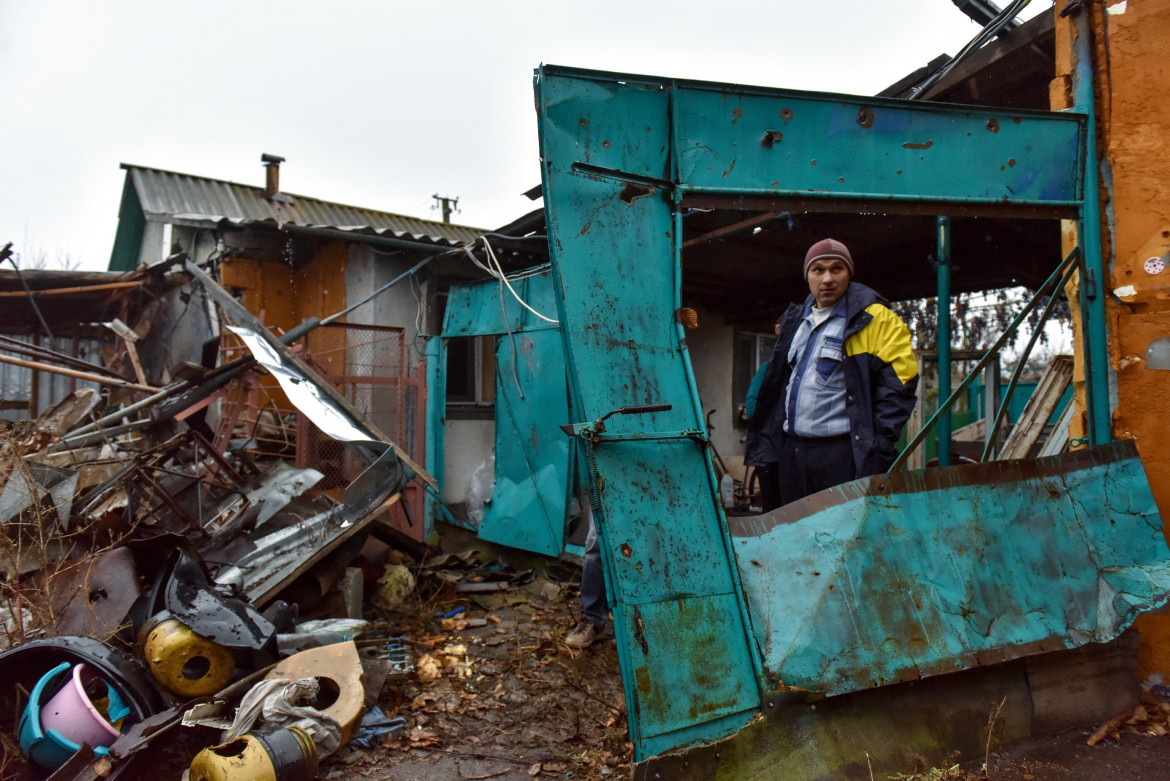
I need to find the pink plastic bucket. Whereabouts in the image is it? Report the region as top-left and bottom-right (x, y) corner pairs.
(39, 663), (121, 748)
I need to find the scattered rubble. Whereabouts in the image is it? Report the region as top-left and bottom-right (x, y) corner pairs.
(0, 255), (629, 780)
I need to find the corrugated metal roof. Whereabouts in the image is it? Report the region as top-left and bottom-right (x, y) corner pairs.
(124, 164), (484, 247)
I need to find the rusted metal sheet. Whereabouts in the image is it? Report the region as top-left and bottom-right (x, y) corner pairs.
(534, 64), (1157, 764)
(672, 82), (1084, 213)
(442, 269), (571, 557)
(729, 441), (1170, 696)
(537, 66), (764, 759)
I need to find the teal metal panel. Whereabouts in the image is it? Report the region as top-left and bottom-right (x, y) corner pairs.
(537, 67), (763, 758)
(672, 86), (1084, 207)
(1070, 11), (1112, 445)
(728, 442), (1170, 696)
(442, 266), (560, 337)
(936, 217), (953, 466)
(476, 329), (570, 557)
(534, 64), (1135, 763)
(441, 269), (570, 557)
(424, 335), (443, 539)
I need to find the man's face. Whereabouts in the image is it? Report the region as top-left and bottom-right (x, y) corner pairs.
(807, 258), (851, 308)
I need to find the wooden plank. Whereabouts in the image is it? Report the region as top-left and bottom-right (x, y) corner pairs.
(1038, 398), (1076, 458)
(999, 355), (1073, 460)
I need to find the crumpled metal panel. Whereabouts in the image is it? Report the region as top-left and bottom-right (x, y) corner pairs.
(443, 269), (570, 557)
(246, 463), (324, 529)
(537, 66), (763, 759)
(230, 326), (379, 445)
(0, 462), (77, 527)
(533, 64), (1144, 764)
(478, 329), (570, 557)
(729, 441), (1170, 696)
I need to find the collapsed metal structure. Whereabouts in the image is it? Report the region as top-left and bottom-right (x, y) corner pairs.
(534, 41), (1170, 772)
(0, 252), (423, 778)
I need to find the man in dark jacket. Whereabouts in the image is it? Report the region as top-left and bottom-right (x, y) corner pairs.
(745, 238), (918, 506)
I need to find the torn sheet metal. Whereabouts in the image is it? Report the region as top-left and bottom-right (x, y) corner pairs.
(478, 330), (571, 557)
(51, 547), (141, 640)
(729, 441), (1170, 697)
(213, 510), (342, 601)
(533, 65), (1125, 762)
(443, 270), (571, 557)
(182, 256), (432, 490)
(228, 325), (379, 445)
(155, 550), (275, 651)
(0, 462), (78, 527)
(246, 462), (324, 529)
(216, 449), (401, 606)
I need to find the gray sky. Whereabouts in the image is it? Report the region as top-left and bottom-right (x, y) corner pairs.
(0, 0), (1050, 271)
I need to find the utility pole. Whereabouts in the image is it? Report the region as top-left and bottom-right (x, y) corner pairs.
(432, 194), (459, 224)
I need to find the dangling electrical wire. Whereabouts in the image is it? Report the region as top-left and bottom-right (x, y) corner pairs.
(0, 243), (55, 340)
(497, 263), (525, 400)
(481, 237), (559, 325)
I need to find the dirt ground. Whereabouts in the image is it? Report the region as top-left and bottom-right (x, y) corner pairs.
(308, 548), (1170, 781)
(312, 549), (1170, 781)
(316, 565), (633, 781)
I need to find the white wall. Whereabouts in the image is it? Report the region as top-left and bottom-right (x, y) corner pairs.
(685, 306), (747, 479)
(443, 418), (495, 505)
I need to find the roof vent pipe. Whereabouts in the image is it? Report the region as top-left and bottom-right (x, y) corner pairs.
(261, 153), (285, 198)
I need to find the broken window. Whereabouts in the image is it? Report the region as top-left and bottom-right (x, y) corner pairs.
(445, 335), (496, 419)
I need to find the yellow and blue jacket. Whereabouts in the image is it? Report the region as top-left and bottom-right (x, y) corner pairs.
(745, 281), (918, 478)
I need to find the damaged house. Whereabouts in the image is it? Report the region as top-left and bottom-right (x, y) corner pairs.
(5, 1), (1170, 779)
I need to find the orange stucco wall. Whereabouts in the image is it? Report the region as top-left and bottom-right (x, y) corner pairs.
(1055, 0), (1170, 681)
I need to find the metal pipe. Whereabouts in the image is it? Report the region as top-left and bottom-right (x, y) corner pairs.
(0, 281), (144, 298)
(981, 262), (1078, 461)
(0, 334), (126, 378)
(1071, 8), (1112, 446)
(936, 216), (953, 467)
(0, 353), (159, 393)
(892, 248), (1080, 471)
(59, 418), (153, 449)
(424, 334), (445, 535)
(65, 384), (182, 438)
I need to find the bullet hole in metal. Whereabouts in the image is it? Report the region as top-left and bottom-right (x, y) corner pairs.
(620, 183), (654, 204)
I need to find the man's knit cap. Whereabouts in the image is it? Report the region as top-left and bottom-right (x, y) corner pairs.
(804, 238), (854, 277)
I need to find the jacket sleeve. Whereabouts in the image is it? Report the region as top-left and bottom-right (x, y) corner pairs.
(744, 360), (769, 419)
(852, 304), (919, 446)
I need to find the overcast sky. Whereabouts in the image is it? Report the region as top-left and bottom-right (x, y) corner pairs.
(0, 0), (1050, 271)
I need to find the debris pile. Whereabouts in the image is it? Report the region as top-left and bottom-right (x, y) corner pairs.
(0, 256), (629, 780)
(1087, 700), (1170, 746)
(0, 255), (413, 779)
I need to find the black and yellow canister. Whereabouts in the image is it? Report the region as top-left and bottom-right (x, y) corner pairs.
(140, 613), (235, 697)
(189, 726), (318, 781)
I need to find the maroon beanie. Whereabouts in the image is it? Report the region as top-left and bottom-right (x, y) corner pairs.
(804, 238), (854, 277)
